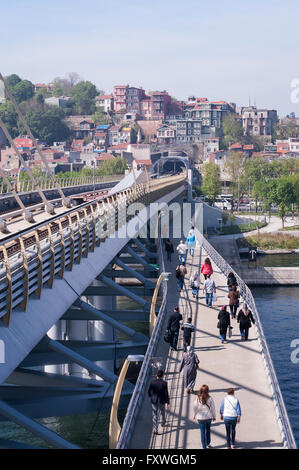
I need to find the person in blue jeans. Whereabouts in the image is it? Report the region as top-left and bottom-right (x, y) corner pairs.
(202, 274), (216, 308)
(193, 385), (216, 449)
(220, 388), (241, 449)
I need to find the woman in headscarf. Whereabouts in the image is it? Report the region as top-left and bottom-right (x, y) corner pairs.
(237, 303), (255, 341)
(179, 346), (200, 394)
(217, 305), (231, 344)
(190, 270), (200, 298)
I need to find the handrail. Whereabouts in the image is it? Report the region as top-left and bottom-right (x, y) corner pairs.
(116, 231), (167, 449)
(195, 229), (297, 449)
(0, 173), (186, 325)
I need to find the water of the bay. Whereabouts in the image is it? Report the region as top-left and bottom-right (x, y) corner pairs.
(241, 253), (299, 268)
(252, 285), (299, 446)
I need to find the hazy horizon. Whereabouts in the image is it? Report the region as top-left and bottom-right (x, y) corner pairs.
(1, 0), (299, 117)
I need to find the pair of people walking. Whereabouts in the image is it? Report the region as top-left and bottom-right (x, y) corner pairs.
(193, 386), (241, 449)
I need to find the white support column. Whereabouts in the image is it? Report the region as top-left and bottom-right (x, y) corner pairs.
(45, 321), (67, 375)
(87, 279), (115, 378)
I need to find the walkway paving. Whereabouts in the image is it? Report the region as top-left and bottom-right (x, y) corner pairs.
(129, 243), (284, 449)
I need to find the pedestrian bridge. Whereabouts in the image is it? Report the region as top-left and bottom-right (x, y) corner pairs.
(0, 171), (186, 448)
(0, 169), (296, 449)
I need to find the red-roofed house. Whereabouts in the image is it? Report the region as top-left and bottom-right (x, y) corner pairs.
(95, 94), (114, 112)
(14, 137), (34, 150)
(72, 139), (85, 151)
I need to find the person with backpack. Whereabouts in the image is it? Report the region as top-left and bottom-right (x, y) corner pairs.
(228, 285), (240, 319)
(237, 303), (255, 341)
(227, 272), (237, 292)
(220, 388), (241, 449)
(179, 346), (199, 394)
(200, 258), (213, 280)
(167, 306), (183, 351)
(176, 240), (187, 264)
(176, 262), (187, 291)
(148, 369), (170, 435)
(193, 384), (216, 449)
(190, 271), (200, 299)
(165, 238), (174, 262)
(181, 317), (195, 352)
(202, 274), (216, 308)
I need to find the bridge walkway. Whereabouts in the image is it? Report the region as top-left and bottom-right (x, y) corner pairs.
(129, 243), (284, 449)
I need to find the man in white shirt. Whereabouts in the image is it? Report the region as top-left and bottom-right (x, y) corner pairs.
(220, 388), (241, 449)
(176, 240), (187, 264)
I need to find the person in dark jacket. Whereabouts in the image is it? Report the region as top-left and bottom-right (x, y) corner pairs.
(237, 303), (255, 341)
(218, 305), (231, 344)
(165, 238), (174, 262)
(227, 272), (237, 292)
(181, 317), (195, 352)
(167, 306), (183, 351)
(148, 369), (170, 434)
(228, 285), (240, 319)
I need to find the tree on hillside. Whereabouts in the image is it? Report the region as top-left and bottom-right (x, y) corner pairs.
(11, 80), (34, 103)
(17, 108), (70, 145)
(91, 109), (113, 126)
(201, 162), (221, 203)
(221, 113), (243, 147)
(0, 101), (18, 137)
(68, 72), (82, 87)
(69, 81), (98, 114)
(5, 74), (21, 90)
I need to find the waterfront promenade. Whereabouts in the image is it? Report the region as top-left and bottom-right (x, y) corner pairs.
(129, 243), (284, 449)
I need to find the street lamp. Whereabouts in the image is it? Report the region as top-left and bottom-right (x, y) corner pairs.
(109, 354), (144, 449)
(149, 271), (171, 336)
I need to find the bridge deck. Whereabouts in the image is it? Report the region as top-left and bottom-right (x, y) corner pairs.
(129, 244), (284, 449)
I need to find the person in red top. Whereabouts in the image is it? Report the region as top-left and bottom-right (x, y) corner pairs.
(200, 258), (213, 280)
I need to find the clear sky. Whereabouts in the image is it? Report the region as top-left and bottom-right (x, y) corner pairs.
(1, 0), (299, 116)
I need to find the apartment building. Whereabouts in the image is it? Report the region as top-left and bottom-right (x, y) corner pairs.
(241, 106), (278, 138)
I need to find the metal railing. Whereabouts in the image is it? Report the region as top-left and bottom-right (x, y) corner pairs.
(0, 175), (123, 195)
(116, 229), (168, 449)
(195, 229), (297, 449)
(0, 173), (186, 326)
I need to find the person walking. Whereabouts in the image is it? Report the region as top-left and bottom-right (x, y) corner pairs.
(228, 285), (240, 319)
(193, 385), (216, 449)
(179, 346), (199, 394)
(148, 369), (170, 435)
(181, 317), (195, 352)
(217, 305), (231, 343)
(200, 258), (213, 280)
(220, 388), (241, 449)
(165, 238), (174, 262)
(227, 271), (238, 292)
(190, 271), (200, 298)
(175, 261), (187, 291)
(202, 274), (216, 308)
(237, 303), (255, 341)
(186, 226), (196, 257)
(167, 306), (182, 351)
(176, 240), (187, 264)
